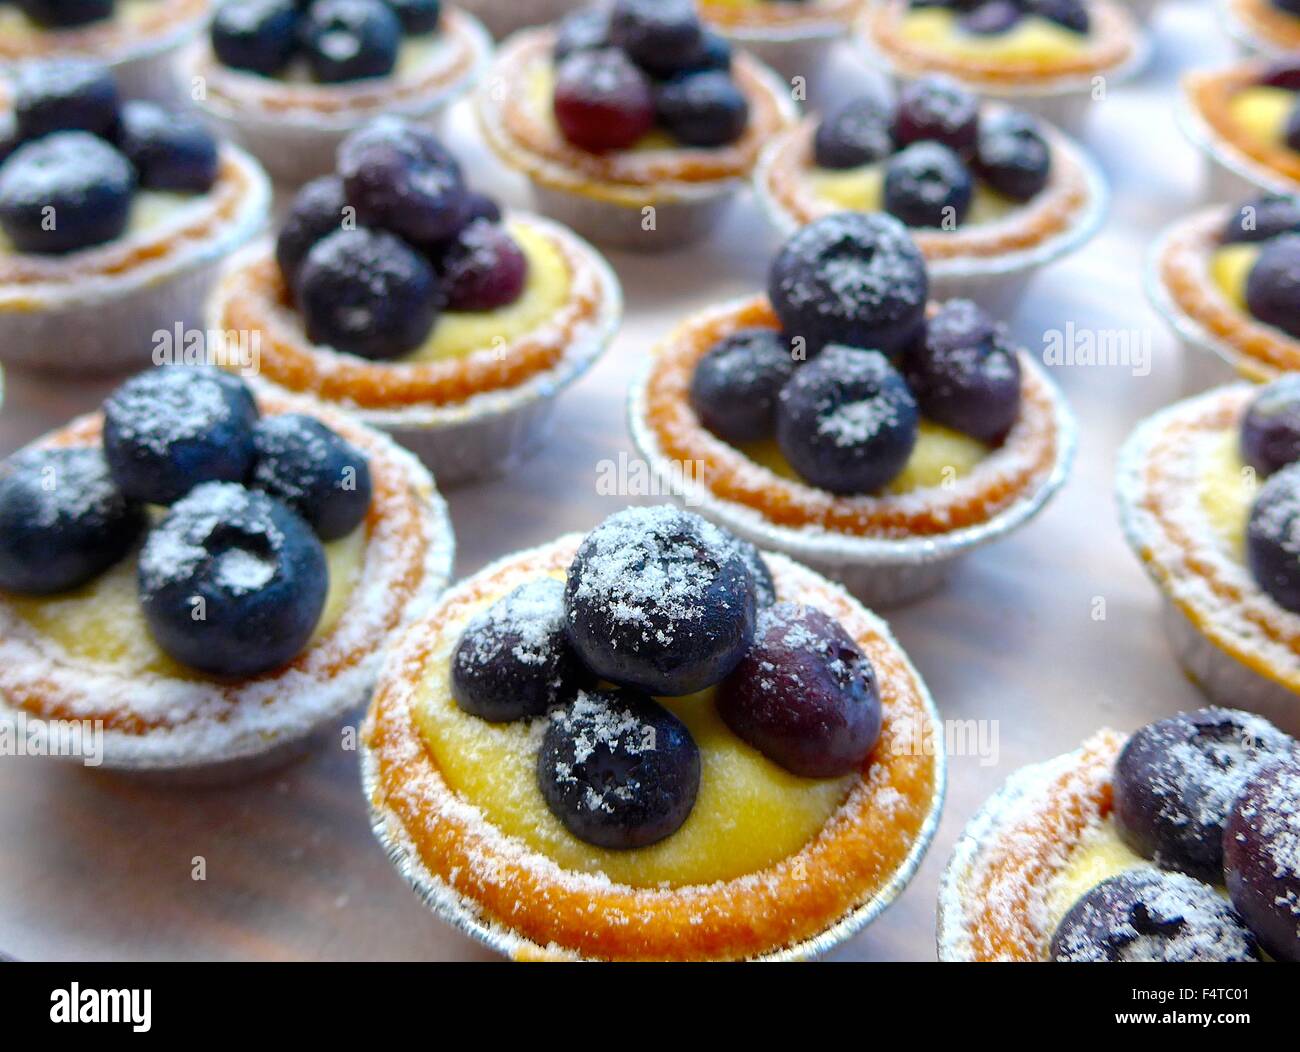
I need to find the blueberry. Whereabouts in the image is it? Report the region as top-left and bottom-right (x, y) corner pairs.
(451, 578), (591, 722)
(461, 190), (501, 226)
(960, 0), (1022, 33)
(138, 483), (328, 678)
(972, 110), (1051, 202)
(684, 29), (733, 75)
(1224, 757), (1300, 962)
(1049, 869), (1259, 962)
(296, 227), (439, 360)
(1240, 375), (1300, 478)
(0, 132), (135, 255)
(688, 327), (797, 443)
(249, 414), (372, 540)
(768, 213), (929, 357)
(1221, 194), (1300, 244)
(103, 366), (260, 505)
(608, 0), (706, 80)
(337, 117), (469, 245)
(776, 346), (918, 494)
(716, 602), (882, 778)
(901, 299), (1021, 443)
(1022, 0), (1089, 32)
(14, 59), (119, 141)
(211, 0), (301, 77)
(14, 0), (111, 28)
(553, 6), (613, 61)
(732, 534), (777, 608)
(813, 95), (896, 170)
(553, 47), (656, 152)
(563, 505), (758, 697)
(892, 75), (980, 154)
(0, 448), (144, 596)
(537, 688), (700, 849)
(386, 0), (439, 34)
(299, 0), (400, 84)
(1113, 708), (1297, 882)
(1247, 462), (1300, 612)
(113, 101), (219, 193)
(884, 142), (974, 229)
(655, 71), (749, 148)
(275, 175), (350, 290)
(1245, 234), (1300, 339)
(436, 219), (528, 312)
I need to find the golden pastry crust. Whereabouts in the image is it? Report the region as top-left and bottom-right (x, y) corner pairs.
(0, 0), (206, 60)
(758, 117), (1094, 260)
(363, 536), (942, 961)
(859, 0), (1138, 85)
(641, 296), (1062, 538)
(1227, 0), (1300, 51)
(1185, 62), (1300, 188)
(702, 0), (864, 31)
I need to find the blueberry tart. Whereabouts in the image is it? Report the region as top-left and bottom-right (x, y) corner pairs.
(179, 0), (491, 184)
(362, 505), (945, 960)
(698, 0), (866, 82)
(475, 1), (797, 251)
(1221, 0), (1300, 58)
(755, 76), (1106, 308)
(1118, 380), (1300, 735)
(0, 365), (454, 779)
(938, 709), (1300, 961)
(0, 60), (269, 374)
(629, 213), (1075, 607)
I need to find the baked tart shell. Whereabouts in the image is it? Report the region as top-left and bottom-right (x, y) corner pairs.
(1221, 0), (1300, 57)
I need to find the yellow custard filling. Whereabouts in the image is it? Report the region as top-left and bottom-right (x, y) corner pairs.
(0, 190), (195, 257)
(809, 162), (1020, 226)
(4, 520), (366, 679)
(1209, 242), (1260, 312)
(1228, 86), (1296, 150)
(1198, 428), (1256, 561)
(404, 222), (571, 363)
(899, 8), (1090, 61)
(1044, 818), (1145, 933)
(739, 418), (991, 495)
(412, 570), (855, 888)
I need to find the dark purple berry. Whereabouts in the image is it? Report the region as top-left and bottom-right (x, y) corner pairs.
(1221, 194), (1300, 244)
(689, 328), (797, 443)
(884, 142), (974, 228)
(1248, 462), (1300, 612)
(15, 0), (111, 28)
(276, 175), (350, 290)
(387, 0), (439, 34)
(892, 75), (980, 154)
(211, 0), (301, 77)
(553, 48), (655, 152)
(1240, 375), (1300, 478)
(299, 0), (400, 84)
(1246, 235), (1300, 339)
(14, 59), (119, 141)
(972, 110), (1051, 202)
(436, 219), (528, 312)
(813, 95), (896, 170)
(249, 414), (372, 540)
(114, 101), (219, 193)
(1259, 59), (1300, 91)
(461, 190), (501, 226)
(655, 71), (749, 148)
(609, 0), (706, 80)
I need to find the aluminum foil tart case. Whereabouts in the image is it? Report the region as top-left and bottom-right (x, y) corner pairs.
(1178, 90), (1300, 203)
(627, 346), (1077, 609)
(0, 387), (457, 786)
(1218, 0), (1292, 58)
(359, 545), (947, 961)
(0, 146), (271, 376)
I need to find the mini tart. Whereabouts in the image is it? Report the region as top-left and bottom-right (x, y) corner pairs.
(1222, 0), (1300, 56)
(362, 535), (945, 961)
(0, 384), (454, 775)
(0, 143), (270, 374)
(1117, 385), (1300, 731)
(1148, 204), (1300, 382)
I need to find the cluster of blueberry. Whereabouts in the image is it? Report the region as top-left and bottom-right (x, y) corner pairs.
(911, 0), (1090, 36)
(549, 0), (751, 153)
(275, 117), (524, 360)
(0, 366), (373, 678)
(691, 212), (1021, 495)
(816, 76), (1053, 229)
(1238, 376), (1300, 612)
(1224, 195), (1300, 340)
(1051, 708), (1300, 962)
(212, 0), (442, 84)
(450, 505), (883, 849)
(0, 61), (218, 254)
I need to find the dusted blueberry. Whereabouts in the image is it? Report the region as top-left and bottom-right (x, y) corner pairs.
(1023, 0), (1089, 32)
(564, 505), (758, 697)
(813, 95), (896, 170)
(1049, 869), (1259, 962)
(0, 132), (135, 254)
(716, 603), (882, 778)
(883, 142), (974, 228)
(688, 327), (797, 443)
(553, 48), (655, 152)
(1113, 708), (1296, 882)
(1247, 462), (1300, 612)
(892, 75), (980, 154)
(452, 578), (591, 722)
(14, 59), (119, 141)
(537, 688), (700, 849)
(960, 0), (1022, 33)
(436, 219), (528, 312)
(1221, 194), (1300, 244)
(138, 483), (328, 678)
(609, 0), (706, 80)
(249, 414), (372, 540)
(461, 190), (501, 226)
(553, 6), (612, 61)
(15, 0), (111, 28)
(768, 212), (929, 357)
(901, 299), (1021, 443)
(972, 110), (1051, 202)
(275, 175), (350, 289)
(0, 448), (144, 596)
(776, 346), (919, 494)
(300, 0), (400, 83)
(297, 227), (438, 359)
(1240, 375), (1300, 477)
(732, 534), (776, 608)
(1224, 757), (1300, 962)
(114, 101), (219, 193)
(211, 0), (301, 76)
(1245, 234), (1300, 339)
(337, 117), (468, 244)
(386, 0), (439, 33)
(103, 366), (260, 505)
(656, 71), (749, 148)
